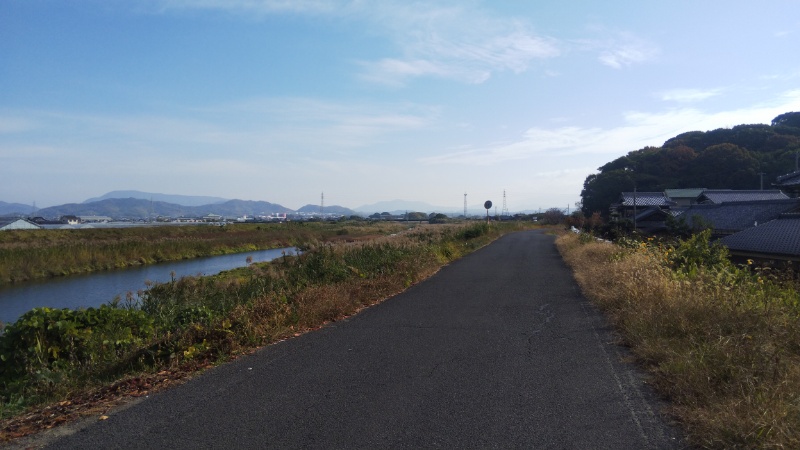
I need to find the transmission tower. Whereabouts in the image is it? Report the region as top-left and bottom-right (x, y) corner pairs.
(464, 193), (467, 218)
(501, 190), (509, 216)
(320, 192), (324, 216)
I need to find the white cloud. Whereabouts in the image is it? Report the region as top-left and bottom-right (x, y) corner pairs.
(360, 9), (559, 85)
(576, 30), (659, 69)
(659, 88), (724, 103)
(159, 0), (559, 85)
(420, 90), (800, 166)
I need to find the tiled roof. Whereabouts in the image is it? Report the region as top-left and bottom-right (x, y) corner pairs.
(698, 190), (789, 204)
(677, 199), (800, 233)
(720, 214), (800, 258)
(634, 206), (670, 221)
(774, 170), (800, 188)
(620, 192), (675, 207)
(665, 188), (706, 199)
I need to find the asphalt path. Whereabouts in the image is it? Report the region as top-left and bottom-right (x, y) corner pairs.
(38, 230), (687, 449)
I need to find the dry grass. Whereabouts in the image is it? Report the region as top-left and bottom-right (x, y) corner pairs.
(1, 221), (528, 441)
(556, 232), (800, 449)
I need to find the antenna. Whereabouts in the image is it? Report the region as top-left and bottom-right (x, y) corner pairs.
(501, 190), (508, 216)
(464, 193), (467, 218)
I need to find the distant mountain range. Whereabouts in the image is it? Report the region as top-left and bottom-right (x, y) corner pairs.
(0, 201), (36, 216)
(1, 191), (472, 219)
(0, 191), (362, 219)
(83, 190), (229, 207)
(354, 200), (457, 215)
(29, 198), (292, 219)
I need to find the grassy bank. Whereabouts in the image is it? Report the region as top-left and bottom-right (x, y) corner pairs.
(0, 222), (530, 440)
(0, 221), (407, 285)
(556, 231), (800, 449)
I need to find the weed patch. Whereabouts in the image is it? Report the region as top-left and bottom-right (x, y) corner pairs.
(0, 221), (531, 440)
(557, 231), (800, 449)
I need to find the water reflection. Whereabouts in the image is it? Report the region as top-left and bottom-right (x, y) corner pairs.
(0, 247), (297, 326)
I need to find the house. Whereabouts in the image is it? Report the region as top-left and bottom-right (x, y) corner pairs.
(719, 213), (800, 264)
(664, 188), (706, 207)
(613, 192), (676, 220)
(676, 199), (800, 238)
(773, 170), (800, 198)
(632, 207), (674, 234)
(61, 215), (80, 225)
(696, 190), (789, 204)
(0, 218), (42, 231)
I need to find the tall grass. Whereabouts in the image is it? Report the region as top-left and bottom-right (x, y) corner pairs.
(0, 221), (527, 439)
(0, 221), (407, 285)
(556, 231), (800, 449)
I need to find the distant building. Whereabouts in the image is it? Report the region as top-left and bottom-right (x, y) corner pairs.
(61, 215), (80, 225)
(0, 218), (42, 231)
(79, 215), (112, 223)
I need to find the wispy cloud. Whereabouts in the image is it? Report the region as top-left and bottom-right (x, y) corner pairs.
(1, 97), (436, 167)
(659, 88), (724, 103)
(420, 90), (800, 166)
(159, 0), (559, 85)
(576, 30), (659, 69)
(0, 115), (37, 134)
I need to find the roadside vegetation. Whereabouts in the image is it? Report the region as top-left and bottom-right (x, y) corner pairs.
(0, 221), (408, 285)
(557, 230), (800, 449)
(0, 221), (531, 441)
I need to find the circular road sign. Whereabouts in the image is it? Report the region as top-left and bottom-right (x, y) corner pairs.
(484, 200), (493, 210)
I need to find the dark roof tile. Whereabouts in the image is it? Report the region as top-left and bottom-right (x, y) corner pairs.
(678, 199), (800, 233)
(698, 190), (789, 204)
(720, 214), (800, 257)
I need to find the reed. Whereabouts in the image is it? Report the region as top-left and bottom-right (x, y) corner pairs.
(0, 221), (407, 285)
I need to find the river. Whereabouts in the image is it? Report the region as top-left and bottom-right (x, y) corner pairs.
(0, 247), (297, 326)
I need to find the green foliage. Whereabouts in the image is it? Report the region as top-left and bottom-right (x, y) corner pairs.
(456, 223), (489, 240)
(666, 229), (731, 276)
(580, 114), (800, 217)
(0, 306), (154, 400)
(0, 221), (529, 419)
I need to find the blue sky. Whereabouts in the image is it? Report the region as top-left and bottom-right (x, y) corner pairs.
(2, 1), (800, 212)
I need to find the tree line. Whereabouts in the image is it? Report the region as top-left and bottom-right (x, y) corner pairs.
(580, 112), (800, 217)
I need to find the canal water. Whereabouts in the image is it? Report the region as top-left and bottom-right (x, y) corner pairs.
(0, 247), (297, 326)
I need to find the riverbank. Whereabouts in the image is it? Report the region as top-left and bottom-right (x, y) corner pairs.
(0, 221), (406, 285)
(0, 221), (534, 442)
(556, 231), (800, 449)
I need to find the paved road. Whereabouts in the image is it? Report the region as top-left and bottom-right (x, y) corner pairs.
(40, 230), (686, 449)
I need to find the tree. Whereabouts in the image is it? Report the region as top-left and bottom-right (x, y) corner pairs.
(541, 208), (566, 225)
(771, 112), (800, 129)
(687, 143), (759, 188)
(580, 170), (634, 218)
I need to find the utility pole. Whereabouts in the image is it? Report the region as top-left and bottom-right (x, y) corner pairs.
(464, 193), (467, 219)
